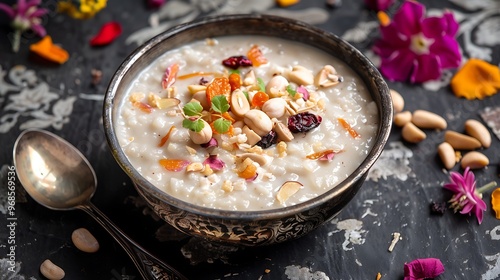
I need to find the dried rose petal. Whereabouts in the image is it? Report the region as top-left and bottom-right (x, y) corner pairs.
(90, 22), (122, 46)
(200, 138), (218, 148)
(403, 258), (444, 280)
(203, 155), (225, 171)
(306, 149), (335, 160)
(162, 63), (179, 89)
(297, 86), (310, 100)
(222, 56), (253, 69)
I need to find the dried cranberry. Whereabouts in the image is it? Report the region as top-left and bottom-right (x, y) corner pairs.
(256, 130), (277, 149)
(288, 112), (322, 133)
(222, 56), (253, 69)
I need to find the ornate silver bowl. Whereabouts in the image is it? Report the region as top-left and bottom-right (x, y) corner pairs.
(103, 14), (392, 246)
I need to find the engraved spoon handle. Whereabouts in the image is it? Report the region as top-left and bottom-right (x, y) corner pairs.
(79, 202), (188, 280)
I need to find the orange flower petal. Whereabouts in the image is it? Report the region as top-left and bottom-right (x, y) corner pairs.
(450, 59), (500, 100)
(30, 36), (69, 64)
(492, 188), (500, 220)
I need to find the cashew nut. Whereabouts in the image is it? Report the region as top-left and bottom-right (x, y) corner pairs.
(288, 65), (314, 86)
(244, 109), (273, 136)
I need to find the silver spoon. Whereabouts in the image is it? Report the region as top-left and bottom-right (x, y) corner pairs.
(13, 128), (188, 280)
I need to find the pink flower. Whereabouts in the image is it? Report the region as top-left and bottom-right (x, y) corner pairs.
(364, 0), (394, 11)
(404, 258), (444, 280)
(443, 167), (487, 224)
(0, 0), (47, 52)
(373, 1), (461, 83)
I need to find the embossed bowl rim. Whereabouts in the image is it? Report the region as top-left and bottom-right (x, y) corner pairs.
(104, 14), (392, 221)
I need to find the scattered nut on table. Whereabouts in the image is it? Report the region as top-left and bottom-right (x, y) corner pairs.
(437, 142), (456, 170)
(402, 122), (426, 143)
(444, 130), (482, 150)
(40, 259), (65, 280)
(390, 89), (404, 113)
(72, 227), (100, 253)
(394, 111), (412, 127)
(461, 151), (489, 169)
(464, 119), (491, 148)
(412, 109), (447, 130)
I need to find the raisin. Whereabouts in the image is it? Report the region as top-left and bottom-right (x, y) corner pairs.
(288, 112), (322, 133)
(222, 56), (253, 69)
(256, 130), (277, 149)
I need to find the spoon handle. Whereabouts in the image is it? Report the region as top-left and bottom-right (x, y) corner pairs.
(79, 203), (188, 280)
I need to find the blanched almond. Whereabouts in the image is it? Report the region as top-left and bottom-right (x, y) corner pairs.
(402, 122), (426, 143)
(412, 110), (447, 130)
(437, 142), (456, 170)
(444, 130), (481, 150)
(390, 89), (404, 113)
(464, 119), (491, 148)
(40, 259), (65, 280)
(394, 111), (412, 127)
(231, 89), (250, 118)
(276, 181), (303, 204)
(461, 151), (489, 169)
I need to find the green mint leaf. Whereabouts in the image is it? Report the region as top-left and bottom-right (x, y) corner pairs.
(183, 102), (203, 116)
(229, 69), (241, 75)
(243, 91), (250, 101)
(182, 118), (205, 132)
(257, 77), (266, 92)
(211, 95), (230, 114)
(286, 85), (296, 97)
(213, 118), (231, 134)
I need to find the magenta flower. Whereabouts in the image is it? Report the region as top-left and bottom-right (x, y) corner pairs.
(443, 167), (487, 224)
(0, 0), (47, 52)
(404, 258), (444, 280)
(373, 1), (461, 83)
(364, 0), (395, 11)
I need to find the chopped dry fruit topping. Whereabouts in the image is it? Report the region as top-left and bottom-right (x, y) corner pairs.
(159, 159), (190, 172)
(206, 77), (231, 103)
(338, 118), (360, 139)
(306, 149), (336, 160)
(247, 45), (268, 67)
(162, 63), (179, 90)
(158, 125), (176, 147)
(276, 181), (303, 204)
(186, 162), (204, 172)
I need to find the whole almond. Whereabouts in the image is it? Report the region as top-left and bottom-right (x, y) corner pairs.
(464, 119), (491, 148)
(72, 228), (100, 253)
(40, 259), (65, 280)
(394, 111), (412, 127)
(402, 122), (426, 143)
(412, 110), (447, 130)
(444, 130), (481, 150)
(390, 89), (404, 113)
(437, 142), (456, 170)
(461, 151), (489, 169)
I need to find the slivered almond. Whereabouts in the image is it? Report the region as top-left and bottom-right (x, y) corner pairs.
(186, 162), (204, 172)
(276, 181), (303, 204)
(437, 142), (456, 170)
(444, 130), (481, 150)
(464, 119), (491, 148)
(412, 110), (447, 130)
(402, 122), (426, 143)
(461, 151), (489, 169)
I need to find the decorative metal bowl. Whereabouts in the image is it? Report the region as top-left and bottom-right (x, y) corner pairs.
(103, 14), (392, 246)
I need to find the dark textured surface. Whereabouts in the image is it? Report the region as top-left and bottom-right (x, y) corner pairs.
(1, 0), (500, 279)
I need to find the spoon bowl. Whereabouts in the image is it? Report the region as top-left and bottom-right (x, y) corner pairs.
(13, 128), (187, 280)
(14, 129), (96, 210)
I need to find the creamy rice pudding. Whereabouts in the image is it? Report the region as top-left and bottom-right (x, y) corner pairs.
(116, 35), (378, 211)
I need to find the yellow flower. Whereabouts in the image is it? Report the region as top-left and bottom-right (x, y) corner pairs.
(58, 0), (107, 19)
(450, 58), (500, 100)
